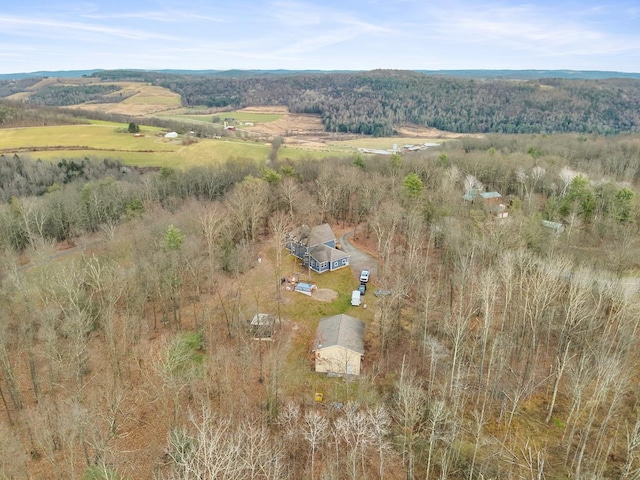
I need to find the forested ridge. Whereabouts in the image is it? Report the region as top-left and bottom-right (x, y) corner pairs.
(147, 70), (640, 135)
(3, 70), (640, 136)
(26, 84), (125, 106)
(2, 131), (640, 478)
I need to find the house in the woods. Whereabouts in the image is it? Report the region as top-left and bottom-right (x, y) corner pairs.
(314, 314), (365, 376)
(541, 220), (565, 234)
(463, 189), (508, 218)
(250, 313), (276, 340)
(286, 224), (350, 273)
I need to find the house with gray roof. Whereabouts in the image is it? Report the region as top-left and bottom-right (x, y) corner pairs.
(286, 224), (350, 273)
(463, 189), (508, 218)
(313, 314), (365, 376)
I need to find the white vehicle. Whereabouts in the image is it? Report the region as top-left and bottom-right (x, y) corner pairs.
(360, 269), (370, 283)
(351, 290), (361, 306)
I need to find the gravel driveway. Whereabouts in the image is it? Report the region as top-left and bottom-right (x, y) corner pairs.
(339, 230), (378, 281)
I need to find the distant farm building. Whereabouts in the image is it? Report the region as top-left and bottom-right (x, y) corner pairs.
(314, 314), (365, 376)
(463, 189), (508, 218)
(286, 224), (350, 273)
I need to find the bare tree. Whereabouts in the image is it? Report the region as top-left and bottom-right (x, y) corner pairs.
(425, 399), (449, 480)
(302, 410), (329, 479)
(394, 366), (426, 480)
(335, 402), (374, 480)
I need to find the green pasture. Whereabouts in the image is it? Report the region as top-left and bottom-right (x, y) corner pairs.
(0, 122), (355, 168)
(0, 124), (169, 151)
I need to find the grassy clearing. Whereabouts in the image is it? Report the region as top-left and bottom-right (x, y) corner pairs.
(0, 124), (174, 151)
(222, 111), (283, 123)
(329, 136), (444, 149)
(276, 262), (377, 403)
(0, 122), (356, 167)
(122, 85), (182, 106)
(277, 145), (352, 160)
(166, 111), (283, 124)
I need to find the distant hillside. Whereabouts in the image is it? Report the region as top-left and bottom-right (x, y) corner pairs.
(417, 69), (640, 80)
(149, 70), (640, 135)
(3, 69), (640, 135)
(2, 68), (639, 81)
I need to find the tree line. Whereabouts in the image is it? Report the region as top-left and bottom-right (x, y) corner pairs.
(26, 85), (122, 107)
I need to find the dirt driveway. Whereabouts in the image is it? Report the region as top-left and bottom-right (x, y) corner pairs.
(339, 230), (378, 281)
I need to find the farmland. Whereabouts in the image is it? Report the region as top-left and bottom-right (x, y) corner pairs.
(0, 78), (459, 167)
(164, 110), (284, 124)
(0, 121), (354, 167)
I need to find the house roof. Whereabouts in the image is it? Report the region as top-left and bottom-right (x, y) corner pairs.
(315, 314), (365, 354)
(464, 190), (503, 201)
(480, 191), (502, 199)
(251, 313), (275, 326)
(310, 244), (350, 264)
(541, 220), (565, 231)
(463, 189), (477, 201)
(289, 223), (336, 248)
(308, 223), (336, 247)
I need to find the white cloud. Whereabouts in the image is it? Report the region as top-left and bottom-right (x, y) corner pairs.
(0, 14), (181, 42)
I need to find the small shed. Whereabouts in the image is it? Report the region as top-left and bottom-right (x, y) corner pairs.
(314, 314), (365, 376)
(295, 282), (317, 296)
(250, 313), (276, 340)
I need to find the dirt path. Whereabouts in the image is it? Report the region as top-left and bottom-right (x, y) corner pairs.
(339, 230), (378, 281)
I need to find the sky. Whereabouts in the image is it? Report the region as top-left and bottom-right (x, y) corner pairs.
(1, 0), (640, 74)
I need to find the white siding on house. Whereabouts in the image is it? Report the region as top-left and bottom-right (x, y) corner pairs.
(315, 345), (362, 376)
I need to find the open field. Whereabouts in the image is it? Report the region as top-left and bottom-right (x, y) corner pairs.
(167, 111), (283, 124)
(65, 83), (182, 115)
(0, 123), (166, 150)
(329, 136), (445, 150)
(0, 122), (348, 167)
(0, 120), (449, 167)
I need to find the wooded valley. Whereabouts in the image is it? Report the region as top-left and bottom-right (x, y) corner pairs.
(1, 129), (640, 478)
(2, 71), (640, 479)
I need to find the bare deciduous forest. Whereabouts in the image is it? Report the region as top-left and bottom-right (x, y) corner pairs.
(2, 75), (640, 478)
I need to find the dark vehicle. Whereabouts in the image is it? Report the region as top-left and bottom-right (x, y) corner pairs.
(358, 283), (366, 295)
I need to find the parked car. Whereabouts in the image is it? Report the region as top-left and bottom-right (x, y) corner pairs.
(358, 283), (366, 295)
(360, 269), (370, 283)
(374, 289), (392, 297)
